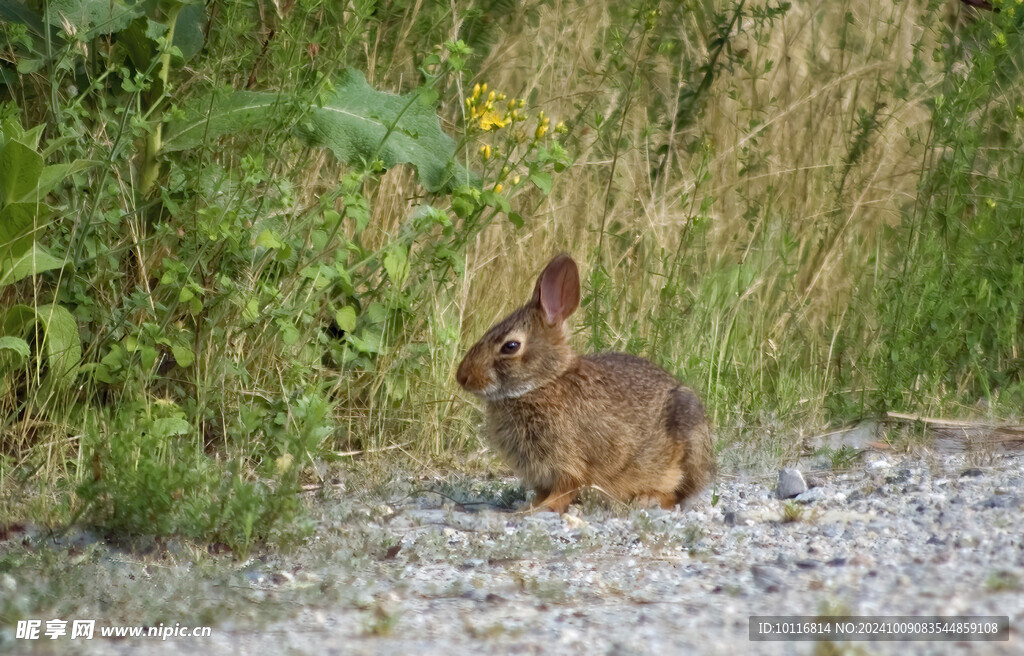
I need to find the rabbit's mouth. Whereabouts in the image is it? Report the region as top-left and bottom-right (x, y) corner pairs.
(477, 381), (539, 401)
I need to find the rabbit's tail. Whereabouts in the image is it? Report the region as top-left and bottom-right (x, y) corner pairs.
(664, 388), (716, 505)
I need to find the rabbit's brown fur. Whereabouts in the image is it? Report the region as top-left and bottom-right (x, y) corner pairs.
(456, 254), (715, 513)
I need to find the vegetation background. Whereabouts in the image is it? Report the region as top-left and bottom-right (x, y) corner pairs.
(0, 0), (1022, 551)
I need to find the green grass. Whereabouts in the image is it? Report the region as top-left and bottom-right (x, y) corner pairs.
(0, 0), (1022, 548)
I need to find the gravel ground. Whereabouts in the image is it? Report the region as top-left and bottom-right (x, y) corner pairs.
(4, 449), (1023, 656)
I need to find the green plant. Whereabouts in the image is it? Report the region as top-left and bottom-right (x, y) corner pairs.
(876, 3), (1024, 410)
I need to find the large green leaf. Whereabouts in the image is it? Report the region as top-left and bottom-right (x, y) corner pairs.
(0, 139), (44, 205)
(0, 201), (46, 253)
(3, 303), (81, 384)
(300, 70), (464, 191)
(0, 242), (65, 287)
(0, 335), (30, 360)
(36, 160), (94, 196)
(165, 70), (467, 192)
(163, 90), (293, 151)
(173, 3), (206, 61)
(45, 0), (142, 38)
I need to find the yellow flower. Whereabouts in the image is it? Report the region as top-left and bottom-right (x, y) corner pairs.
(480, 144), (492, 159)
(512, 175), (521, 185)
(494, 184), (503, 193)
(535, 116), (550, 140)
(479, 109), (508, 131)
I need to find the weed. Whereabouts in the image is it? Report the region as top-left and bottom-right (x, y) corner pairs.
(781, 501), (805, 523)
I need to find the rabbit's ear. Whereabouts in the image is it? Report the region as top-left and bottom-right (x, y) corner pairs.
(532, 254), (580, 326)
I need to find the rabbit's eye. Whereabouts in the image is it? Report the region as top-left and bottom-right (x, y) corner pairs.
(500, 340), (521, 355)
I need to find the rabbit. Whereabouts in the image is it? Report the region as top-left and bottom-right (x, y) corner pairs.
(456, 254), (715, 513)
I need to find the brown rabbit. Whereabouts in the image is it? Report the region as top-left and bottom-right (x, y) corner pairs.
(456, 254), (715, 513)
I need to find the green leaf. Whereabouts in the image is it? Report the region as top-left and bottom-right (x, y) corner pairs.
(3, 303), (80, 385)
(335, 306), (357, 332)
(0, 139), (44, 205)
(242, 298), (260, 322)
(36, 303), (80, 383)
(173, 3), (206, 61)
(15, 59), (45, 74)
(140, 345), (158, 369)
(0, 335), (30, 360)
(383, 245), (408, 285)
(163, 90), (292, 151)
(45, 0), (143, 39)
(118, 16), (161, 71)
(0, 201), (50, 258)
(256, 229), (284, 249)
(165, 72), (470, 192)
(36, 160), (93, 196)
(347, 329), (382, 354)
(299, 69), (466, 192)
(530, 171), (552, 195)
(0, 242), (65, 287)
(151, 417), (191, 439)
(171, 343), (194, 368)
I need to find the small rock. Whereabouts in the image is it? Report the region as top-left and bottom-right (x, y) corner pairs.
(563, 514), (588, 531)
(795, 487), (826, 504)
(865, 455), (891, 470)
(751, 565), (786, 593)
(979, 495), (1021, 509)
(777, 468), (808, 499)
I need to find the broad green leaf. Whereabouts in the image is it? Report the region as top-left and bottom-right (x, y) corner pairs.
(0, 1), (45, 35)
(301, 69), (465, 192)
(35, 303), (80, 383)
(140, 345), (158, 369)
(165, 71), (469, 192)
(276, 318), (300, 346)
(530, 171), (552, 195)
(15, 59), (44, 74)
(46, 0), (143, 38)
(0, 335), (30, 359)
(36, 160), (93, 196)
(242, 298), (260, 322)
(347, 329), (382, 354)
(256, 229), (284, 249)
(173, 3), (206, 61)
(151, 417), (191, 439)
(0, 139), (43, 205)
(3, 303), (80, 385)
(164, 90), (293, 151)
(0, 201), (50, 255)
(383, 246), (408, 285)
(118, 16), (162, 72)
(171, 344), (194, 368)
(0, 242), (65, 287)
(335, 306), (357, 332)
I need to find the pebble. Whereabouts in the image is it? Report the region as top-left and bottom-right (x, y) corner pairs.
(776, 467), (807, 498)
